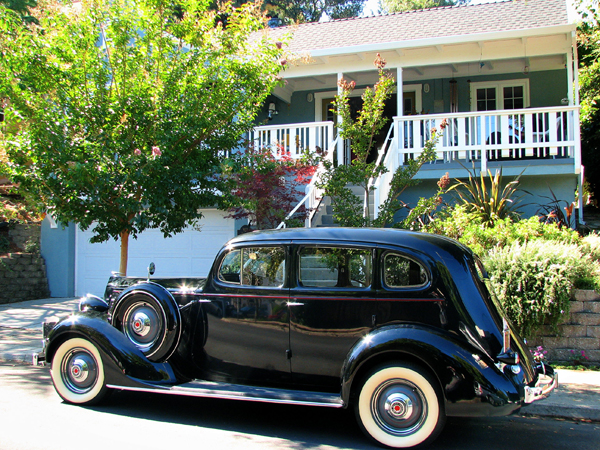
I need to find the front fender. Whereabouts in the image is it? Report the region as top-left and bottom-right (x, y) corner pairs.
(341, 324), (522, 417)
(45, 312), (178, 388)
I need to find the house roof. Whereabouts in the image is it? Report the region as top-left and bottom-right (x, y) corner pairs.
(271, 0), (571, 54)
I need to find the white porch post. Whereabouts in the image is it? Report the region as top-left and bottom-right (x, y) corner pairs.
(396, 66), (403, 171)
(571, 30), (584, 225)
(396, 66), (404, 117)
(567, 32), (575, 106)
(572, 31), (580, 106)
(337, 72), (345, 166)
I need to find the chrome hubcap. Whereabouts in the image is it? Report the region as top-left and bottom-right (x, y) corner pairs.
(123, 302), (162, 352)
(372, 379), (427, 436)
(131, 311), (151, 336)
(61, 349), (98, 394)
(70, 357), (90, 382)
(385, 393), (414, 420)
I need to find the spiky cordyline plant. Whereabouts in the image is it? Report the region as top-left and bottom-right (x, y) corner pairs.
(447, 165), (527, 227)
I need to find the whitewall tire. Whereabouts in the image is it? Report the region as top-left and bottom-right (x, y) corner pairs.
(356, 363), (445, 448)
(51, 338), (109, 405)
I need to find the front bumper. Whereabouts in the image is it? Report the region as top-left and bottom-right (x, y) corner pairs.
(524, 362), (558, 404)
(32, 320), (58, 366)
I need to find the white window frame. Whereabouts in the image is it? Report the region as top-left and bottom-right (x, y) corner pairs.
(469, 79), (530, 111)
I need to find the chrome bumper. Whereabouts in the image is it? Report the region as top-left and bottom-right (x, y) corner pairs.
(524, 362), (558, 404)
(32, 320), (58, 366)
(32, 351), (45, 366)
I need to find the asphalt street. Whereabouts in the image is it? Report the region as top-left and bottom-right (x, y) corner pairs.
(0, 363), (599, 450)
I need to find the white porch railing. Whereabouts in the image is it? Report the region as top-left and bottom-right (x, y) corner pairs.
(264, 106), (581, 227)
(249, 121), (335, 159)
(394, 106), (580, 171)
(374, 106), (580, 219)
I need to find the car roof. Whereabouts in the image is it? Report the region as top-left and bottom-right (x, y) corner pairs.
(226, 227), (473, 257)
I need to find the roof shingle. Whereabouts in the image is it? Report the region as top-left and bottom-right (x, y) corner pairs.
(270, 0), (570, 53)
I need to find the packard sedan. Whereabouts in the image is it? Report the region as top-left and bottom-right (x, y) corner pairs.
(37, 228), (556, 448)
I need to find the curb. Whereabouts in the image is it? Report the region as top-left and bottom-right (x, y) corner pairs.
(522, 404), (600, 422)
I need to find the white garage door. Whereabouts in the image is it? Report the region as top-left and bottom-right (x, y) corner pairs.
(75, 210), (236, 297)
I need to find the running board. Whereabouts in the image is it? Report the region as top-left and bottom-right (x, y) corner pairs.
(106, 380), (345, 408)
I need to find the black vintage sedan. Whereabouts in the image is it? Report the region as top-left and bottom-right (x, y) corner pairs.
(37, 228), (556, 448)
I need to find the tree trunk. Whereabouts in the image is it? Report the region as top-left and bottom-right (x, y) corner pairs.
(119, 230), (129, 276)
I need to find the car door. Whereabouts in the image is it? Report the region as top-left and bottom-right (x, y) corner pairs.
(198, 244), (291, 386)
(288, 243), (376, 392)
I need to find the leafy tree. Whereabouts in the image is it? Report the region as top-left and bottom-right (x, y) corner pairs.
(226, 145), (315, 229)
(0, 0), (37, 24)
(316, 54), (448, 228)
(316, 54), (395, 227)
(373, 126), (446, 228)
(0, 0), (285, 275)
(578, 18), (600, 202)
(266, 0), (365, 23)
(378, 0), (459, 14)
(575, 0), (599, 25)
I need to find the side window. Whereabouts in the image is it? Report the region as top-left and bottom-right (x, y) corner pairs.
(299, 247), (372, 288)
(383, 253), (427, 288)
(218, 247), (285, 287)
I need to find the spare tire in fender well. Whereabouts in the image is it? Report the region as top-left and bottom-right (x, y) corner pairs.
(109, 282), (181, 363)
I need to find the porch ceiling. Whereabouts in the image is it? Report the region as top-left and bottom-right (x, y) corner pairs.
(280, 52), (567, 95)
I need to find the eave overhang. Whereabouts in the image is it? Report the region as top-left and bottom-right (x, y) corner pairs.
(302, 24), (576, 60)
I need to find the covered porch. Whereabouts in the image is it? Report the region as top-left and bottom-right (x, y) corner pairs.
(245, 0), (582, 226)
(250, 103), (582, 226)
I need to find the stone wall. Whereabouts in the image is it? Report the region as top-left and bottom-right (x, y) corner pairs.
(7, 223), (41, 252)
(0, 223), (50, 304)
(531, 290), (600, 364)
(0, 253), (50, 303)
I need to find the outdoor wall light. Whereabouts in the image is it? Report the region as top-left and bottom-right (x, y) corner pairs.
(268, 102), (278, 120)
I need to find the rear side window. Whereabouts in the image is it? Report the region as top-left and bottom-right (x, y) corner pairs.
(299, 247), (372, 288)
(383, 253), (428, 288)
(218, 247), (285, 287)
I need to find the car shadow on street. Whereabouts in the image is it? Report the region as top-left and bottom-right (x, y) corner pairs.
(97, 389), (373, 449)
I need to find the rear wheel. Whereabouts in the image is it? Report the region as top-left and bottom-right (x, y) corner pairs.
(355, 363), (445, 448)
(50, 338), (109, 405)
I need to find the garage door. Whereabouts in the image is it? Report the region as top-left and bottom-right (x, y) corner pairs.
(75, 209), (236, 297)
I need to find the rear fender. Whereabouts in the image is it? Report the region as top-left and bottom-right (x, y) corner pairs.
(45, 313), (178, 388)
(341, 324), (521, 417)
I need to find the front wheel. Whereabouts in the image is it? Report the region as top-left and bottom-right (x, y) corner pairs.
(355, 363), (445, 448)
(50, 338), (109, 405)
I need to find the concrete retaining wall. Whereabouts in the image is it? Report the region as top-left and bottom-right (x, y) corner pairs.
(0, 223), (50, 303)
(531, 290), (600, 364)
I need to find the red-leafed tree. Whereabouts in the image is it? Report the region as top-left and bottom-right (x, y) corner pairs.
(227, 145), (316, 230)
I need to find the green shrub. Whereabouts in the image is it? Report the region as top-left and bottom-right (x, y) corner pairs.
(24, 238), (40, 254)
(581, 233), (600, 261)
(427, 205), (580, 256)
(483, 240), (595, 338)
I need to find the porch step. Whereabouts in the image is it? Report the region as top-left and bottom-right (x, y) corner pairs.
(311, 185), (375, 227)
